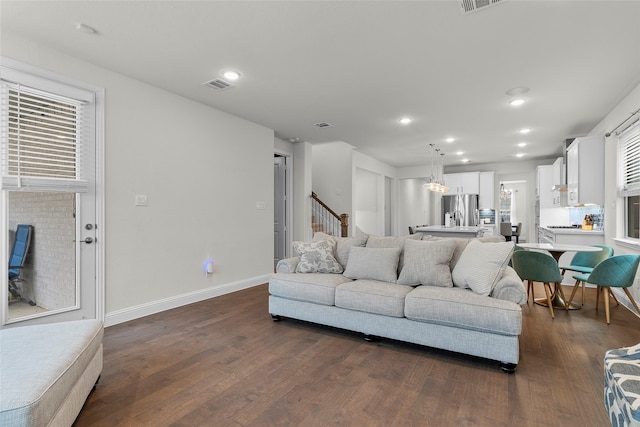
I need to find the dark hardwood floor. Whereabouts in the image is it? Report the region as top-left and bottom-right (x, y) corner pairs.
(74, 283), (640, 426)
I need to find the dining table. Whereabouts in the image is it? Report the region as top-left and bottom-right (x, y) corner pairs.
(516, 242), (603, 310)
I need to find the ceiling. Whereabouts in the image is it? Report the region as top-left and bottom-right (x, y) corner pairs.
(2, 1), (640, 168)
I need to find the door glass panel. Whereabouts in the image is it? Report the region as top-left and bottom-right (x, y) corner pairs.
(7, 191), (77, 322)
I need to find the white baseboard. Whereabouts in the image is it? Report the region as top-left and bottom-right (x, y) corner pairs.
(104, 274), (271, 327)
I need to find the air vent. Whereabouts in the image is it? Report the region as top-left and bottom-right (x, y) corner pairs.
(202, 78), (233, 91)
(314, 122), (334, 128)
(459, 0), (506, 15)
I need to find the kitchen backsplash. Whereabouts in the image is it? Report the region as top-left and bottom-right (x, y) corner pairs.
(570, 205), (604, 229)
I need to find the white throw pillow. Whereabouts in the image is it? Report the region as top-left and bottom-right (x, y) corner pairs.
(397, 239), (457, 287)
(292, 239), (343, 273)
(343, 246), (401, 283)
(452, 240), (515, 296)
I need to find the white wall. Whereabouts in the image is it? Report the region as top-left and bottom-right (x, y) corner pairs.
(312, 142), (353, 219)
(588, 81), (640, 300)
(2, 34), (274, 323)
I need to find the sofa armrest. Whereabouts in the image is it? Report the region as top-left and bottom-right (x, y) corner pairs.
(275, 257), (300, 273)
(491, 266), (527, 305)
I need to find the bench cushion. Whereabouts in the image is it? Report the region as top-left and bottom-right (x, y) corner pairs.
(0, 319), (103, 427)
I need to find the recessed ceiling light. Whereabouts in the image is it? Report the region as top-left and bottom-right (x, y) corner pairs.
(222, 70), (241, 81)
(518, 142), (527, 147)
(519, 128), (531, 134)
(505, 87), (530, 96)
(461, 158), (470, 163)
(456, 151), (464, 155)
(445, 137), (455, 143)
(399, 117), (412, 125)
(516, 153), (526, 158)
(509, 99), (526, 107)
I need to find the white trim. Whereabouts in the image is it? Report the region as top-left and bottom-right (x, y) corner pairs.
(274, 148), (293, 259)
(104, 274), (271, 327)
(94, 88), (105, 322)
(613, 238), (640, 251)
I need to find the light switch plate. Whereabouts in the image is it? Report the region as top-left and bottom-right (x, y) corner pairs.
(135, 194), (148, 206)
(256, 201), (266, 210)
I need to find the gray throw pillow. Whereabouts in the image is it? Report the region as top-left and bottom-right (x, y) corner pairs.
(343, 246), (401, 283)
(452, 240), (515, 296)
(397, 239), (457, 287)
(313, 232), (368, 268)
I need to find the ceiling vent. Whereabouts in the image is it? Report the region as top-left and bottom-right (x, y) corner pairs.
(314, 122), (334, 128)
(202, 78), (233, 91)
(459, 0), (506, 15)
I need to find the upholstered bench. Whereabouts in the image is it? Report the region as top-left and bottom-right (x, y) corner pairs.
(604, 343), (640, 426)
(0, 319), (103, 427)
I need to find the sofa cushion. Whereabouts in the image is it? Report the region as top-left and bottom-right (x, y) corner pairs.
(313, 232), (368, 268)
(269, 272), (352, 305)
(452, 240), (515, 296)
(335, 280), (414, 317)
(405, 286), (521, 335)
(293, 239), (343, 274)
(343, 246), (401, 283)
(397, 239), (457, 287)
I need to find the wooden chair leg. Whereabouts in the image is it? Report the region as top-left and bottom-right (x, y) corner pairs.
(543, 282), (555, 319)
(604, 287), (611, 324)
(581, 281), (586, 306)
(527, 280), (535, 303)
(596, 286), (601, 311)
(566, 280), (581, 308)
(623, 288), (640, 315)
(610, 290), (620, 306)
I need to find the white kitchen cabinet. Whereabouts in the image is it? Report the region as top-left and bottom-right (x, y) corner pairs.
(443, 172), (480, 195)
(552, 157), (564, 187)
(536, 165), (553, 209)
(479, 171), (495, 209)
(566, 136), (604, 206)
(551, 157), (568, 207)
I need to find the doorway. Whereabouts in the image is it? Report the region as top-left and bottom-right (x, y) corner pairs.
(1, 60), (104, 327)
(274, 153), (292, 268)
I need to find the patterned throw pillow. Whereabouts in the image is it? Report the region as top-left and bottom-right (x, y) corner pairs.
(452, 240), (515, 296)
(293, 239), (343, 273)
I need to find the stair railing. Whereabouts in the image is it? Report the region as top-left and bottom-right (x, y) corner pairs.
(311, 192), (349, 237)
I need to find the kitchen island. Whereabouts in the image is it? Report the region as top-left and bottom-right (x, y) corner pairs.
(415, 225), (485, 238)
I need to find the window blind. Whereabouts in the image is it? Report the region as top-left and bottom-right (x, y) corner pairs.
(0, 81), (89, 192)
(618, 120), (640, 197)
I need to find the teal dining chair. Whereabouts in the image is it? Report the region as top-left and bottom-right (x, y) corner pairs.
(560, 245), (614, 306)
(567, 254), (640, 324)
(512, 250), (567, 318)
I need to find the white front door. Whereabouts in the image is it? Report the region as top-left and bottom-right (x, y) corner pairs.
(1, 60), (103, 327)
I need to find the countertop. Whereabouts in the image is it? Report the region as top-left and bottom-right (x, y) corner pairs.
(539, 226), (604, 236)
(416, 225), (485, 233)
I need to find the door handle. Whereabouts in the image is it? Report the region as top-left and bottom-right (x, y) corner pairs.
(74, 237), (94, 244)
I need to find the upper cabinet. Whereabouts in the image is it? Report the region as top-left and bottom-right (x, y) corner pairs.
(479, 171), (495, 209)
(551, 157), (568, 207)
(566, 136), (604, 206)
(443, 172), (480, 195)
(537, 164), (554, 209)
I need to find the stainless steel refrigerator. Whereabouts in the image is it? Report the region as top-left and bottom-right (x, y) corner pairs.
(441, 194), (480, 226)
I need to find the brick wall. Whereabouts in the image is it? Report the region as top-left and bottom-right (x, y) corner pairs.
(8, 191), (76, 310)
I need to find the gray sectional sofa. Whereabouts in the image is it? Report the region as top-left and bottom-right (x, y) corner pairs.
(269, 232), (528, 372)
